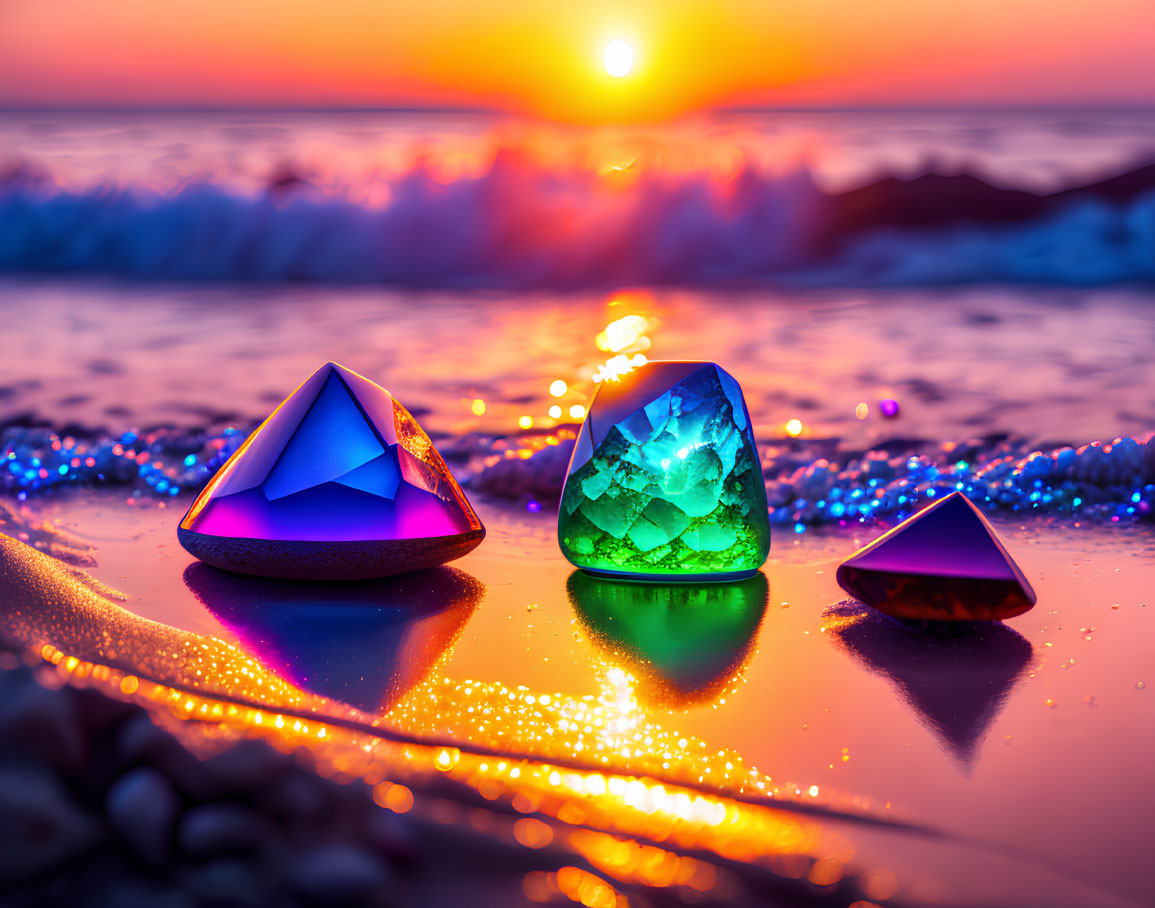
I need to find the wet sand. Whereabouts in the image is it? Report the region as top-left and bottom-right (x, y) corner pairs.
(1, 492), (1151, 905)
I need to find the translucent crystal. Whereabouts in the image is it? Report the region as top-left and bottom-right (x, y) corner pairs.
(558, 361), (770, 579)
(179, 362), (483, 579)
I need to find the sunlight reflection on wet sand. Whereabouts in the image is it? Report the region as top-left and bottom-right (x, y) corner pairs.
(0, 503), (1151, 906)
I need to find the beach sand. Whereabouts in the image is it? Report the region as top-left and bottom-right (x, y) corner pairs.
(0, 490), (1150, 906)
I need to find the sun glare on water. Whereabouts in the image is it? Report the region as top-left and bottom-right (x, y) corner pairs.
(603, 40), (634, 77)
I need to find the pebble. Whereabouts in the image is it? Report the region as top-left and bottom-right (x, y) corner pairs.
(107, 767), (181, 868)
(0, 666), (529, 906)
(178, 803), (275, 858)
(288, 844), (395, 903)
(197, 738), (287, 797)
(117, 712), (210, 796)
(0, 767), (100, 885)
(72, 686), (140, 734)
(94, 882), (196, 908)
(0, 674), (88, 771)
(260, 767), (331, 821)
(363, 810), (419, 866)
(185, 857), (269, 907)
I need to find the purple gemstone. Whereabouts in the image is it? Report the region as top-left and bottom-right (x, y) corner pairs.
(879, 399), (900, 418)
(178, 362), (484, 579)
(836, 492), (1036, 621)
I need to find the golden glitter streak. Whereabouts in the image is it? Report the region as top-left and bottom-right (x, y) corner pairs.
(35, 638), (861, 899)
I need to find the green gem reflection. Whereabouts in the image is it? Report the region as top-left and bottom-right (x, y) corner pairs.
(567, 570), (769, 707)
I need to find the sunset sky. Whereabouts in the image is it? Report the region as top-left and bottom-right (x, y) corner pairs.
(2, 0), (1153, 119)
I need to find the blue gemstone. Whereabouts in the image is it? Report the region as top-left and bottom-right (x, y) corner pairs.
(179, 362), (484, 580)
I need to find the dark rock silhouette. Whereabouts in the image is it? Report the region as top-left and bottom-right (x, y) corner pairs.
(823, 161), (1155, 245)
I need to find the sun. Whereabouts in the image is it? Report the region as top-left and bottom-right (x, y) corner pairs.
(603, 40), (634, 78)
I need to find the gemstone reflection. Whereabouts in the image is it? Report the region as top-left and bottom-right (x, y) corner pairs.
(184, 563), (481, 712)
(824, 601), (1033, 766)
(568, 571), (768, 706)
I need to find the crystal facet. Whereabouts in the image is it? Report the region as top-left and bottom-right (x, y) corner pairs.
(568, 571), (768, 705)
(179, 362), (484, 579)
(836, 492), (1036, 621)
(558, 361), (770, 580)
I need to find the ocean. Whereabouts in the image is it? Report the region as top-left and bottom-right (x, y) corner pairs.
(2, 107), (1155, 445)
(1, 108), (1154, 906)
(3, 107), (1155, 286)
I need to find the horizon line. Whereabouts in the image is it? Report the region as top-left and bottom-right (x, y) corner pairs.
(2, 101), (1155, 116)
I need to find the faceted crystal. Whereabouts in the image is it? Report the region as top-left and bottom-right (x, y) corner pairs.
(179, 362), (484, 579)
(568, 571), (768, 705)
(558, 361), (770, 579)
(836, 492), (1036, 621)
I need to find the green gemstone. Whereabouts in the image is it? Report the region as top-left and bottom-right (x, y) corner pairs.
(558, 362), (770, 579)
(567, 571), (768, 705)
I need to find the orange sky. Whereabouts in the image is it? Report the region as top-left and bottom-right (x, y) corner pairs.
(1, 0), (1152, 119)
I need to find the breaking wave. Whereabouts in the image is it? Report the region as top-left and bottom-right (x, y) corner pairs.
(2, 155), (1154, 287)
